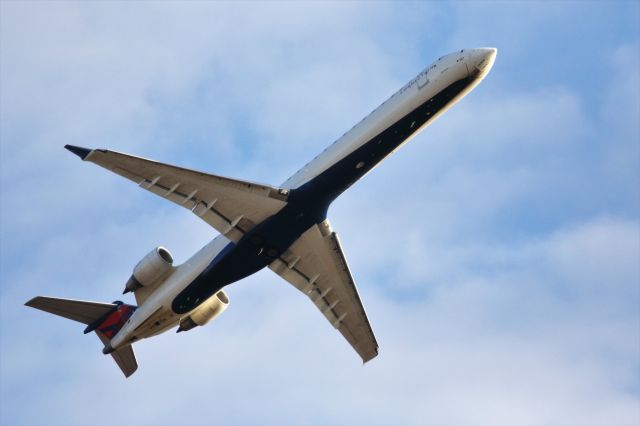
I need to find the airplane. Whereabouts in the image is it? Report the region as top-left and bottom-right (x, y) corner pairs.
(26, 47), (497, 377)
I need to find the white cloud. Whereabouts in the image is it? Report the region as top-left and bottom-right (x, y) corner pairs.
(4, 217), (637, 426)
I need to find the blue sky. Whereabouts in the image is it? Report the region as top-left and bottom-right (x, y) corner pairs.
(1, 2), (638, 425)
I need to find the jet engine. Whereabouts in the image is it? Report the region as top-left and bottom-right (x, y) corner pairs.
(123, 246), (174, 294)
(177, 290), (229, 333)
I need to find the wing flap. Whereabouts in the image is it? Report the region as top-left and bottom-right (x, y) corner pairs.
(269, 220), (379, 363)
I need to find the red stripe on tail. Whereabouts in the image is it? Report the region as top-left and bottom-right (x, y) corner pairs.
(96, 304), (137, 338)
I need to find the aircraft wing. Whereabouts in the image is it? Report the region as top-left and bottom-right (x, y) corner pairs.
(65, 145), (288, 243)
(269, 220), (379, 362)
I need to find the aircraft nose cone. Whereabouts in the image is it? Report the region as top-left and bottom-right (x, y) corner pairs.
(469, 47), (497, 74)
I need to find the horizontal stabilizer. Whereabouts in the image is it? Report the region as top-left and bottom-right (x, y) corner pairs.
(25, 296), (117, 325)
(96, 331), (138, 378)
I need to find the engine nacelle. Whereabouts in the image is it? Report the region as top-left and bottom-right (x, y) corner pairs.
(176, 290), (229, 333)
(123, 246), (174, 294)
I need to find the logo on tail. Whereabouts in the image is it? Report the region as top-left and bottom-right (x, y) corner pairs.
(84, 301), (137, 338)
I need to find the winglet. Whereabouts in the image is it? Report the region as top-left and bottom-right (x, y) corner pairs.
(64, 144), (92, 160)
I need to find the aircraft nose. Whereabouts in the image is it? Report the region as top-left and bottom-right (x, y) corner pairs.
(468, 47), (497, 75)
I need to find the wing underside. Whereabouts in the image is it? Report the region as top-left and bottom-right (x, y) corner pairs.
(269, 220), (378, 362)
(67, 145), (289, 243)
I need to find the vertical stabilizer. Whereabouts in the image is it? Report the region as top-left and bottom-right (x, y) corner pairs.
(25, 296), (139, 378)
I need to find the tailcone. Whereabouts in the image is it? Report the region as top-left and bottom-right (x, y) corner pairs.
(102, 343), (115, 354)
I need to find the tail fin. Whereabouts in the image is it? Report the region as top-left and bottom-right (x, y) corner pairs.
(25, 296), (139, 378)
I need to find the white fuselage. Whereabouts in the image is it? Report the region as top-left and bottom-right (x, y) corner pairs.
(283, 48), (495, 189)
(110, 48), (497, 350)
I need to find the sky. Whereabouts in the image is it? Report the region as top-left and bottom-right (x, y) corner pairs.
(0, 1), (639, 425)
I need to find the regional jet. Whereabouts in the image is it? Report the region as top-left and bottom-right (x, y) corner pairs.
(26, 48), (497, 377)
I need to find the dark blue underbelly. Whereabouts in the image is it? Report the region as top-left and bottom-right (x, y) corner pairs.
(172, 201), (326, 313)
(171, 76), (473, 314)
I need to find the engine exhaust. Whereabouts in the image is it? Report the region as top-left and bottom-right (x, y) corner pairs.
(176, 317), (198, 333)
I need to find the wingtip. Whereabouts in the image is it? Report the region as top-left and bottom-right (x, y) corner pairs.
(64, 144), (92, 160)
(24, 297), (41, 307)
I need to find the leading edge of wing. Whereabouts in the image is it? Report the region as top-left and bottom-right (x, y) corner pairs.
(64, 144), (285, 195)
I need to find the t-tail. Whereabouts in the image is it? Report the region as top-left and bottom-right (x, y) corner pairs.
(25, 296), (138, 377)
